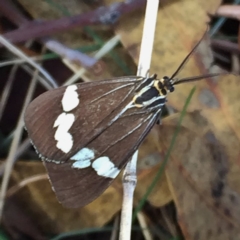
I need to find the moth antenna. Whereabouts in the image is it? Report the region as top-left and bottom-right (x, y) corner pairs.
(173, 72), (230, 85)
(170, 26), (209, 80)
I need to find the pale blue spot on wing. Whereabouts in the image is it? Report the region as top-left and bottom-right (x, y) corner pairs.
(70, 148), (95, 161)
(71, 148), (95, 169)
(92, 156), (120, 178)
(72, 160), (91, 169)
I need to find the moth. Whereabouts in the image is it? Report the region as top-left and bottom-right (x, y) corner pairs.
(24, 32), (224, 208)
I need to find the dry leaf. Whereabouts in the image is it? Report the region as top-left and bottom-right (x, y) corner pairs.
(10, 161), (122, 233)
(116, 0), (221, 75)
(160, 38), (240, 238)
(155, 20), (240, 240)
(159, 111), (240, 240)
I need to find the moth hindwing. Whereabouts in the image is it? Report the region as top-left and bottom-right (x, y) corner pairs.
(24, 75), (168, 208)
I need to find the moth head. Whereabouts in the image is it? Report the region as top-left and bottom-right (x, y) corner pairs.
(156, 76), (175, 96)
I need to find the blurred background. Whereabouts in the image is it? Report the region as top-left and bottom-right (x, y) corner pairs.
(0, 0), (240, 239)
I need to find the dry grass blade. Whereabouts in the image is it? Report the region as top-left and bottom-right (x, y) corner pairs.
(6, 174), (48, 198)
(0, 65), (18, 121)
(64, 34), (121, 85)
(0, 35), (57, 88)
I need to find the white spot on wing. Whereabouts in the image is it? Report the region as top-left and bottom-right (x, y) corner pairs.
(56, 132), (73, 153)
(53, 113), (75, 153)
(54, 113), (75, 131)
(92, 156), (120, 178)
(53, 85), (79, 153)
(70, 148), (95, 169)
(62, 85), (80, 112)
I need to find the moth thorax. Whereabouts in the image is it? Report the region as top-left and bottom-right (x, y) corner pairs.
(133, 86), (166, 108)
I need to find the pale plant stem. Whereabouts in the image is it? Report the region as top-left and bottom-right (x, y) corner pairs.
(0, 64), (18, 121)
(63, 35), (120, 85)
(137, 212), (153, 240)
(110, 214), (120, 240)
(120, 151), (138, 240)
(0, 35), (57, 88)
(120, 0), (160, 239)
(6, 174), (48, 198)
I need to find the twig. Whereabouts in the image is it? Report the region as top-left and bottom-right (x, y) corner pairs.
(110, 214), (120, 240)
(44, 39), (98, 68)
(0, 0), (98, 68)
(1, 0), (132, 76)
(0, 55), (49, 67)
(64, 34), (120, 85)
(0, 35), (57, 88)
(211, 39), (240, 54)
(0, 65), (18, 121)
(6, 174), (48, 198)
(0, 42), (98, 73)
(2, 0), (146, 44)
(0, 0), (29, 25)
(119, 1), (159, 239)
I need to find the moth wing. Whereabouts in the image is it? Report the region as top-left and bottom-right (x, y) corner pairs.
(24, 77), (141, 162)
(25, 76), (161, 208)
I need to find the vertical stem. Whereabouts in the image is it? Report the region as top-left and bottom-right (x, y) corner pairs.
(120, 1), (160, 239)
(137, 0), (160, 77)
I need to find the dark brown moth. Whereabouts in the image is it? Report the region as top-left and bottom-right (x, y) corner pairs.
(24, 32), (225, 208)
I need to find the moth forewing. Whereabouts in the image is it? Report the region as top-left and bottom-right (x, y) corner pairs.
(25, 77), (142, 163)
